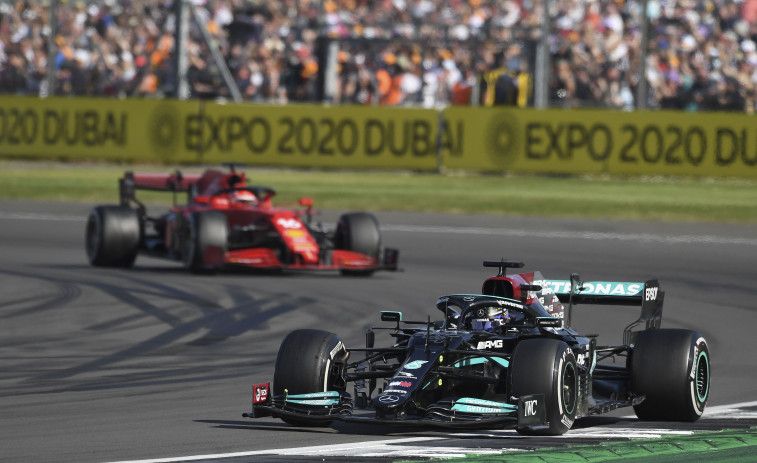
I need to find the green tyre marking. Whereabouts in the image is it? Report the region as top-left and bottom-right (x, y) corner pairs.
(696, 350), (710, 403)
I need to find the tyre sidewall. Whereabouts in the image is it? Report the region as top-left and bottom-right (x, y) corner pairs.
(335, 212), (381, 257)
(509, 338), (578, 435)
(688, 336), (710, 419)
(631, 329), (710, 421)
(86, 205), (140, 267)
(182, 211), (228, 272)
(273, 329), (346, 396)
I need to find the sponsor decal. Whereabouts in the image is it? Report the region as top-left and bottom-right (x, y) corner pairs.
(498, 300), (524, 309)
(276, 218), (302, 229)
(536, 316), (562, 327)
(457, 398), (512, 407)
(290, 399), (337, 406)
(383, 389), (408, 394)
(403, 360), (428, 370)
(476, 339), (504, 349)
(451, 398), (517, 414)
(329, 341), (344, 360)
(396, 371), (417, 379)
(533, 279), (553, 295)
(286, 391), (340, 399)
(547, 280), (643, 296)
(378, 395), (399, 404)
(453, 405), (499, 414)
(523, 398), (539, 417)
(645, 287), (659, 301)
(284, 397), (340, 406)
(389, 381), (413, 388)
(561, 415), (574, 428)
(253, 383), (269, 404)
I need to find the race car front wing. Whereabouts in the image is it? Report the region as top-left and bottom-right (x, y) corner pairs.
(243, 382), (548, 430)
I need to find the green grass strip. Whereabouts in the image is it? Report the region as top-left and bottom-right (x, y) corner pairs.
(2, 161), (757, 223)
(409, 427), (757, 463)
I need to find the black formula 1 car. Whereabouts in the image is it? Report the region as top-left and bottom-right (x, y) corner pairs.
(85, 163), (398, 275)
(244, 260), (710, 435)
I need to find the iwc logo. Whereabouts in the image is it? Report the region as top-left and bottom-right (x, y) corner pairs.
(485, 112), (521, 167)
(148, 103), (180, 161)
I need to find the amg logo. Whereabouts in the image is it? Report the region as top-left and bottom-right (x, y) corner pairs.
(524, 399), (538, 417)
(645, 287), (658, 301)
(477, 340), (503, 349)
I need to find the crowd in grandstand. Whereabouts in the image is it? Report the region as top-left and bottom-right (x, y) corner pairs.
(1, 0), (756, 112)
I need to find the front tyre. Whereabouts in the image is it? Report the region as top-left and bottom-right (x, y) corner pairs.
(182, 211), (228, 274)
(509, 338), (578, 436)
(631, 329), (710, 421)
(335, 212), (381, 276)
(273, 329), (347, 426)
(85, 205), (140, 267)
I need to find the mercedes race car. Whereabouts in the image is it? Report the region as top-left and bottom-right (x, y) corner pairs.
(85, 164), (399, 274)
(244, 260), (710, 435)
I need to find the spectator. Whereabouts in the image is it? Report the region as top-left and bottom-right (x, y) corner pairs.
(1, 0), (756, 112)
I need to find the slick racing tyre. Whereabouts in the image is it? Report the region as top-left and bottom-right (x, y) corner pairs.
(509, 338), (578, 436)
(85, 205), (140, 267)
(335, 212), (381, 276)
(273, 329), (347, 427)
(631, 329), (710, 421)
(182, 211), (228, 274)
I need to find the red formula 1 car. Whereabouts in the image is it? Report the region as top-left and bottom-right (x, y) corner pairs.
(85, 164), (399, 274)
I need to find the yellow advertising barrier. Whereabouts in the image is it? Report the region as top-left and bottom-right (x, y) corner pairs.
(0, 96), (198, 162)
(0, 97), (439, 170)
(2, 96), (756, 178)
(194, 102), (439, 170)
(442, 107), (757, 178)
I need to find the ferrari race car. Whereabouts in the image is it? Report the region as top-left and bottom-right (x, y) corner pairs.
(85, 164), (399, 274)
(245, 260), (710, 435)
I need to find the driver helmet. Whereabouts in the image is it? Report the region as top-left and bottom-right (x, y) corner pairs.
(231, 190), (257, 204)
(470, 306), (509, 332)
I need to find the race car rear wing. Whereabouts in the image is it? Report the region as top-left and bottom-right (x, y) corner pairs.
(121, 171), (203, 193)
(119, 170), (206, 213)
(546, 277), (664, 346)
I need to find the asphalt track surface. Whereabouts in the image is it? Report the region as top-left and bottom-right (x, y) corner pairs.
(2, 200), (757, 463)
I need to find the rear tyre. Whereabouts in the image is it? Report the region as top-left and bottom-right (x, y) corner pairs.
(509, 338), (578, 435)
(631, 329), (710, 421)
(335, 212), (381, 276)
(182, 211), (228, 274)
(85, 206), (140, 267)
(273, 329), (346, 426)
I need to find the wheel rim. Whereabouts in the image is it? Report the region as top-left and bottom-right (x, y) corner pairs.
(562, 362), (577, 415)
(695, 350), (710, 403)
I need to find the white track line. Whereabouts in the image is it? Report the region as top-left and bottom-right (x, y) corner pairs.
(105, 400), (757, 463)
(2, 212), (756, 247)
(0, 211), (86, 222)
(383, 224), (757, 247)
